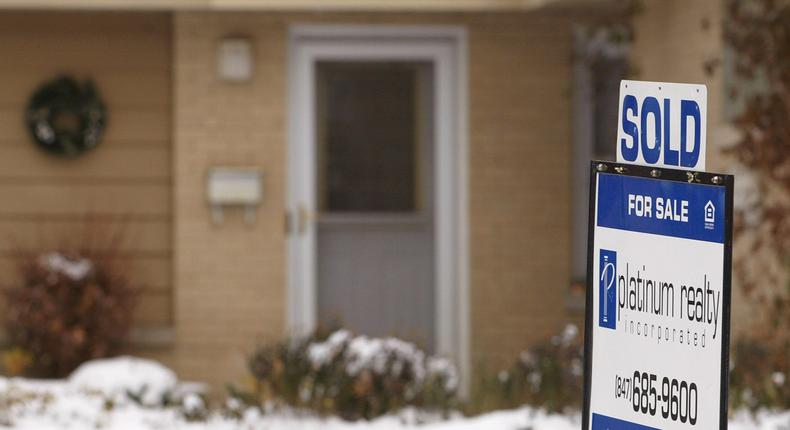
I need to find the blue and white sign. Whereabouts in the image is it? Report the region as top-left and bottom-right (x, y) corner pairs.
(586, 170), (730, 430)
(597, 174), (724, 243)
(617, 80), (707, 171)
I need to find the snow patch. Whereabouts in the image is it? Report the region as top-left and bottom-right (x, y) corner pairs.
(306, 330), (458, 392)
(38, 252), (93, 281)
(307, 329), (351, 368)
(427, 357), (459, 392)
(68, 356), (177, 406)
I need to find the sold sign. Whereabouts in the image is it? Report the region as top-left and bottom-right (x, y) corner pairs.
(616, 80), (707, 171)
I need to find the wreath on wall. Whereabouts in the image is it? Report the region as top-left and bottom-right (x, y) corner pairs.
(25, 76), (107, 158)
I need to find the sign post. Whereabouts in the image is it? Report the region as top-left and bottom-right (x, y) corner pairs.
(583, 81), (734, 429)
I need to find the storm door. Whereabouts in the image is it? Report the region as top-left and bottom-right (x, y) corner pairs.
(287, 26), (468, 373)
(314, 62), (435, 351)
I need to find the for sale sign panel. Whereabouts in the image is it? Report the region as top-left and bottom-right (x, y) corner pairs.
(583, 162), (733, 430)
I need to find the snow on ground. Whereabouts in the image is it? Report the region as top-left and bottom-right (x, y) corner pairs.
(68, 356), (179, 406)
(0, 357), (788, 429)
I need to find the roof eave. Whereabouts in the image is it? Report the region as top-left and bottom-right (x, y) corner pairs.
(0, 0), (617, 12)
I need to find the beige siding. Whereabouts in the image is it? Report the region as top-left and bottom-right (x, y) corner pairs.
(0, 12), (173, 328)
(173, 10), (582, 387)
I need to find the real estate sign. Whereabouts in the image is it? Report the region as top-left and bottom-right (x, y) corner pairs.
(583, 81), (733, 430)
(616, 80), (707, 171)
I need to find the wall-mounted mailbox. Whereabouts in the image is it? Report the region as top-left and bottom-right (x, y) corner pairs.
(206, 167), (262, 224)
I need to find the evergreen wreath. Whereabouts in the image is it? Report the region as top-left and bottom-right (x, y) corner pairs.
(25, 76), (107, 158)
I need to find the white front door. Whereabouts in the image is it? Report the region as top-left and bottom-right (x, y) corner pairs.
(287, 25), (469, 378)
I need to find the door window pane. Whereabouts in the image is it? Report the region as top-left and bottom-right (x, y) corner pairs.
(316, 62), (418, 212)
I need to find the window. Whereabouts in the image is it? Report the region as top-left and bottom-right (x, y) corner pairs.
(316, 62), (421, 213)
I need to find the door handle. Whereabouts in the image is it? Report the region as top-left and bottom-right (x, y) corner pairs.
(286, 204), (314, 236)
(297, 204), (308, 235)
(291, 204), (314, 235)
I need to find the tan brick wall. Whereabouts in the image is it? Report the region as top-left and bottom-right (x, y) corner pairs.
(0, 12), (173, 331)
(465, 13), (575, 367)
(172, 10), (588, 387)
(172, 12), (287, 386)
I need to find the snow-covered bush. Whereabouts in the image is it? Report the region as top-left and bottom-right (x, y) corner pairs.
(3, 246), (138, 377)
(242, 328), (458, 420)
(471, 324), (583, 414)
(179, 393), (209, 421)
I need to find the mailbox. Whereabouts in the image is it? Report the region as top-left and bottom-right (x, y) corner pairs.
(206, 167), (262, 224)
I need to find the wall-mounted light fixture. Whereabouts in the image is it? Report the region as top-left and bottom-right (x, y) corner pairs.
(217, 36), (253, 82)
(206, 167), (262, 224)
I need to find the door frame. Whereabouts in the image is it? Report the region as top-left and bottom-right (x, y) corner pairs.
(286, 24), (469, 384)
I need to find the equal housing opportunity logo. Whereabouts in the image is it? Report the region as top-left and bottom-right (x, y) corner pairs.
(599, 249), (617, 329)
(704, 200), (716, 230)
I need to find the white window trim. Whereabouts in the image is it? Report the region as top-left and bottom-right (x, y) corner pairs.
(285, 24), (470, 392)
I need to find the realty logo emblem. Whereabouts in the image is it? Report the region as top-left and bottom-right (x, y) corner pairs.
(599, 249), (617, 329)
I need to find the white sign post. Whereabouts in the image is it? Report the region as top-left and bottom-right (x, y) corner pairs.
(583, 81), (733, 430)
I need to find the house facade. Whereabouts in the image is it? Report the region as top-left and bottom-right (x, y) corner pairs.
(0, 0), (736, 389)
